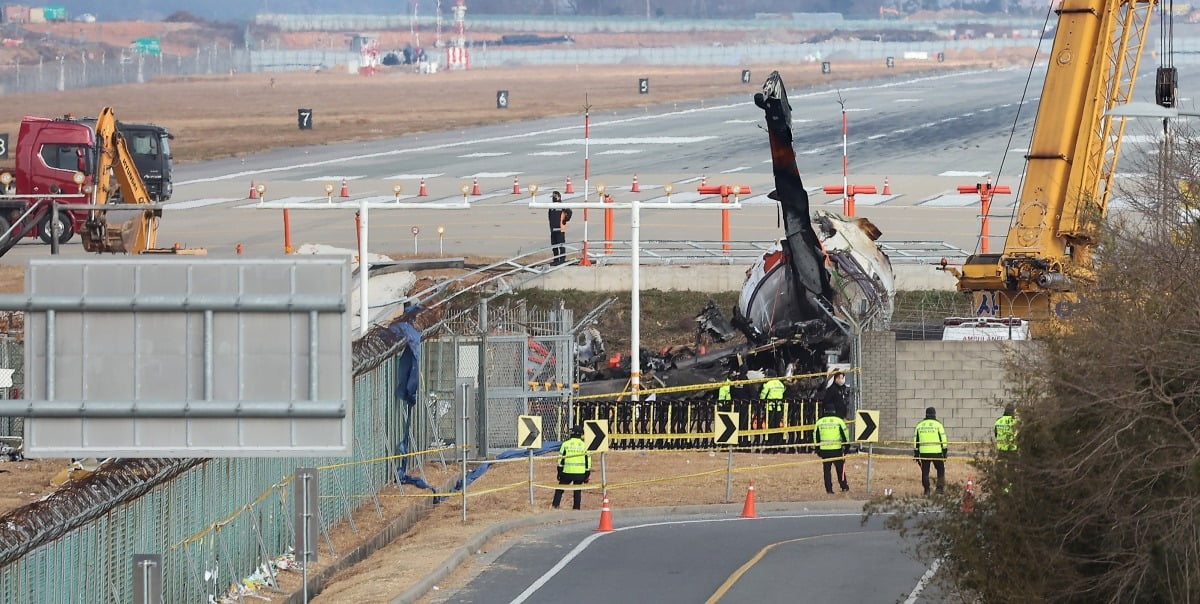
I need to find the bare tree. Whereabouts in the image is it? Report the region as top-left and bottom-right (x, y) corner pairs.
(865, 123), (1200, 603)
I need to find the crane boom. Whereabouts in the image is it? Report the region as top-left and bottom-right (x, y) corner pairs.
(956, 0), (1157, 322)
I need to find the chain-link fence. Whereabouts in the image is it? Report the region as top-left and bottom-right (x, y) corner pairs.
(0, 321), (404, 603)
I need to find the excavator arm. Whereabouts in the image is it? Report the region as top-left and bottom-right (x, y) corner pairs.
(81, 107), (162, 254)
(957, 0), (1157, 323)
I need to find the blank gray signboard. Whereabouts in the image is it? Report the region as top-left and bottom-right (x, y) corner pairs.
(2, 257), (352, 457)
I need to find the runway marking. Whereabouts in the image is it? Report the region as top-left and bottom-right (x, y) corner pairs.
(236, 196), (322, 208)
(724, 119), (759, 124)
(175, 69), (1007, 187)
(462, 172), (520, 178)
(720, 167), (750, 173)
(528, 151), (575, 156)
(541, 136), (717, 146)
(164, 197), (242, 210)
(382, 173), (444, 180)
(867, 134), (887, 140)
(596, 149), (644, 155)
(508, 513), (861, 604)
(937, 171), (991, 177)
(894, 98), (920, 103)
(459, 151), (510, 158)
(705, 531), (868, 604)
(302, 175), (366, 181)
(903, 557), (942, 604)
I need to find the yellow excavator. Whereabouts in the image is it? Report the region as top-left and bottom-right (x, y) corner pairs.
(81, 106), (204, 255)
(946, 0), (1160, 329)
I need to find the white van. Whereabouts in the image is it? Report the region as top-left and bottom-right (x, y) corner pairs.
(942, 317), (1029, 341)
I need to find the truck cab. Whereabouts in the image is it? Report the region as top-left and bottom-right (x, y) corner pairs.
(8, 114), (96, 244)
(98, 121), (173, 202)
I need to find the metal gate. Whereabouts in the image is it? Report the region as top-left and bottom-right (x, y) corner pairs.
(418, 304), (575, 456)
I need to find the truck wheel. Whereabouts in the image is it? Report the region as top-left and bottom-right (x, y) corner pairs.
(38, 211), (75, 245)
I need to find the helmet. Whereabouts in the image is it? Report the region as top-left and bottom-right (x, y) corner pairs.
(925, 406), (937, 418)
(552, 190), (562, 202)
(764, 369), (777, 378)
(569, 425), (584, 438)
(821, 404), (837, 416)
(1004, 404), (1015, 415)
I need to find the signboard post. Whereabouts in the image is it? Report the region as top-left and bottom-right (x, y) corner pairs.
(518, 415), (542, 504)
(856, 410), (880, 495)
(584, 419), (609, 489)
(1, 258), (353, 458)
(131, 37), (161, 55)
(715, 410), (739, 502)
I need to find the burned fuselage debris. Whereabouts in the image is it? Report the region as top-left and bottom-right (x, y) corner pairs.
(577, 71), (895, 397)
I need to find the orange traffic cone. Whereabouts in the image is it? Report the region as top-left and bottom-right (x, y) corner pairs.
(512, 176), (521, 194)
(248, 180), (258, 200)
(339, 178), (350, 198)
(741, 481), (758, 518)
(565, 176), (575, 194)
(471, 177), (481, 196)
(418, 177), (428, 197)
(962, 476), (976, 512)
(883, 176), (892, 195)
(630, 173), (640, 192)
(596, 495), (614, 532)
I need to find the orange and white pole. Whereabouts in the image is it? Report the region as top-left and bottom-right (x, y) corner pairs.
(721, 185), (731, 252)
(282, 209), (293, 254)
(604, 193), (614, 254)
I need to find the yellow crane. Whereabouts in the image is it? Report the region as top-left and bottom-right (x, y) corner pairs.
(949, 0), (1158, 325)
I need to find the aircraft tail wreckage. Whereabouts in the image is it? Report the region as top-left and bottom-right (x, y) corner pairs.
(578, 71), (895, 396)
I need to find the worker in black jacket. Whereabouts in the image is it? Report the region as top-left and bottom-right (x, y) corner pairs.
(548, 190), (572, 265)
(821, 371), (851, 419)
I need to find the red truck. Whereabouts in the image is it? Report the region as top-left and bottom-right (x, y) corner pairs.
(0, 111), (174, 249)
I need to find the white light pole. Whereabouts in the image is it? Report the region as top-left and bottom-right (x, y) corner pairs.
(531, 192), (743, 398)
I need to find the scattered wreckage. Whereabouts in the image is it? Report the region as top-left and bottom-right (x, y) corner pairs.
(576, 71), (895, 398)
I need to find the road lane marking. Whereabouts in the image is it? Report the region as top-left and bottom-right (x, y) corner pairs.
(704, 531), (867, 604)
(903, 557), (942, 604)
(509, 513), (862, 604)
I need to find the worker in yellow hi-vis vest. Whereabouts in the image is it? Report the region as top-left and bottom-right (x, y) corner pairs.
(914, 406), (948, 496)
(760, 369), (786, 450)
(552, 425), (592, 510)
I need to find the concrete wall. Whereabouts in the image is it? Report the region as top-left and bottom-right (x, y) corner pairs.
(862, 334), (1027, 445)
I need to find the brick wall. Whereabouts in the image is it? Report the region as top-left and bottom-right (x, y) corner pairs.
(861, 334), (1028, 445)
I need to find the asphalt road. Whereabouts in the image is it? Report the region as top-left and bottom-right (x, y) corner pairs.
(1, 61), (1186, 267)
(431, 507), (939, 604)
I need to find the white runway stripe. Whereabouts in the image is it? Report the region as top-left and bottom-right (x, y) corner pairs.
(164, 197), (242, 210)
